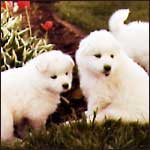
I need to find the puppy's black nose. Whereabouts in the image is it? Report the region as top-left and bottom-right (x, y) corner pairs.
(62, 83), (69, 89)
(104, 65), (111, 72)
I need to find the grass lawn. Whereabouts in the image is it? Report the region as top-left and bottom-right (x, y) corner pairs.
(1, 119), (150, 150)
(54, 1), (149, 33)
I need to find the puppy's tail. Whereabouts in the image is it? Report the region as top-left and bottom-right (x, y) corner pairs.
(109, 9), (130, 33)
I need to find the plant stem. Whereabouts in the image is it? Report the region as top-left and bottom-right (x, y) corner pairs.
(45, 31), (48, 43)
(25, 7), (32, 37)
(6, 2), (10, 17)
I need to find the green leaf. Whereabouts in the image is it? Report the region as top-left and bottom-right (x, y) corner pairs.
(4, 32), (15, 49)
(18, 28), (29, 36)
(5, 15), (22, 30)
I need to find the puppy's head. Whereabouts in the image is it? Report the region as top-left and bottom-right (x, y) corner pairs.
(76, 30), (125, 77)
(30, 50), (74, 93)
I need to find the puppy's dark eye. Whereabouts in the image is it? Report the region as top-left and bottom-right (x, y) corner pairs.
(51, 75), (57, 79)
(110, 54), (114, 58)
(65, 72), (68, 75)
(94, 54), (101, 58)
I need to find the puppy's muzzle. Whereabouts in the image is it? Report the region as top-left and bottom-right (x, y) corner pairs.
(62, 83), (69, 90)
(103, 64), (111, 76)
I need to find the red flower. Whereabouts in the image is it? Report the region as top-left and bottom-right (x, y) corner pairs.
(1, 1), (13, 9)
(17, 1), (30, 8)
(41, 21), (53, 31)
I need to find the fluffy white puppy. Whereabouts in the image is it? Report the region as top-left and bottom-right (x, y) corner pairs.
(1, 50), (74, 141)
(109, 9), (149, 73)
(76, 30), (149, 124)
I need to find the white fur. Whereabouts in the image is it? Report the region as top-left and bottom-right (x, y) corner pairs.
(76, 30), (149, 124)
(109, 9), (149, 72)
(1, 50), (74, 141)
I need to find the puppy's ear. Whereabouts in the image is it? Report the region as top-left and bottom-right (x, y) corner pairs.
(35, 58), (48, 73)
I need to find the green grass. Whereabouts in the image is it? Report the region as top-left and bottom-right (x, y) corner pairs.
(1, 119), (150, 150)
(54, 1), (149, 33)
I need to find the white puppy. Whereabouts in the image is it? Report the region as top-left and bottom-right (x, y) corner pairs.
(109, 9), (149, 73)
(1, 50), (74, 141)
(76, 30), (149, 124)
